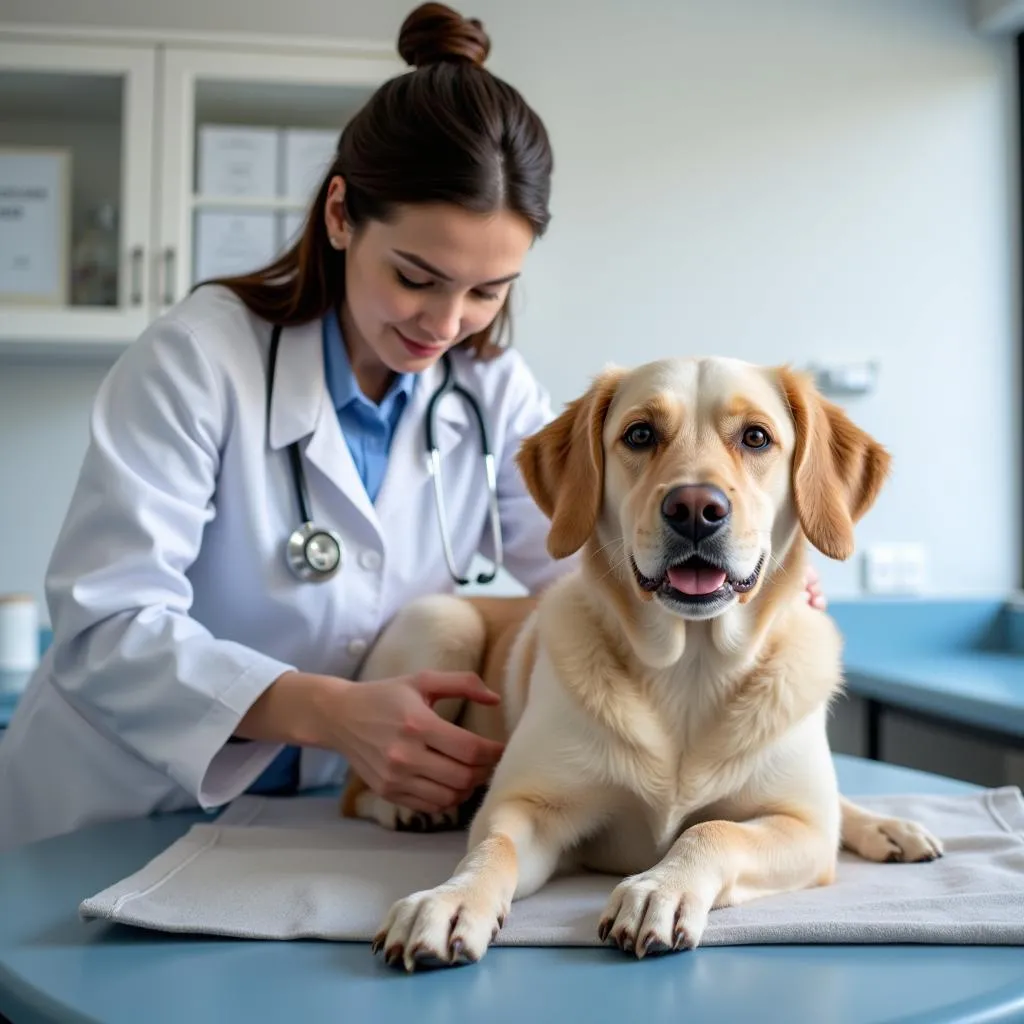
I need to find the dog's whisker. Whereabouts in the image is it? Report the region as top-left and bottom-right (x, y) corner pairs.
(595, 545), (642, 585)
(598, 553), (633, 584)
(744, 532), (789, 579)
(591, 537), (623, 556)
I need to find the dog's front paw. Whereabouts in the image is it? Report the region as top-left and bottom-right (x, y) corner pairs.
(372, 885), (508, 972)
(847, 814), (944, 864)
(598, 872), (711, 958)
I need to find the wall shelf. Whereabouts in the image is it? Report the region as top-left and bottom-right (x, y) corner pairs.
(190, 195), (308, 211)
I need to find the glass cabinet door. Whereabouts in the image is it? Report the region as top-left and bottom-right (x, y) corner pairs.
(0, 38), (156, 353)
(157, 45), (402, 312)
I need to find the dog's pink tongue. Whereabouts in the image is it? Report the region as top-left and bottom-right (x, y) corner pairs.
(667, 564), (727, 596)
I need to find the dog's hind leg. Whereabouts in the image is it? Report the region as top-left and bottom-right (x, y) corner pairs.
(340, 595), (488, 832)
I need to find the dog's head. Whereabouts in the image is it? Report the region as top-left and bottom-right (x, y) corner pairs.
(517, 357), (890, 621)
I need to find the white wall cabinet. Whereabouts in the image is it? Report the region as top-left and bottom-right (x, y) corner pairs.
(0, 39), (156, 354)
(0, 25), (402, 356)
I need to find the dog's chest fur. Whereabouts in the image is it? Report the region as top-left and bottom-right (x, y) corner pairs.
(622, 639), (768, 843)
(573, 652), (769, 872)
(539, 584), (840, 871)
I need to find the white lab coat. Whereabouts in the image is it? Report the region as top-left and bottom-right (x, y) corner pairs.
(0, 285), (569, 852)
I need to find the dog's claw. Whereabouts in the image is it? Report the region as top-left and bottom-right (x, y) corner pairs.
(409, 944), (449, 970)
(642, 933), (671, 956)
(447, 937), (478, 965)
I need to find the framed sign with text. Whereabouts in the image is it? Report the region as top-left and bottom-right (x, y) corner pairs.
(0, 147), (70, 306)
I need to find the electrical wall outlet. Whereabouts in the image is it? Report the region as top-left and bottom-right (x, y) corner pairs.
(898, 543), (928, 593)
(862, 544), (898, 593)
(862, 543), (928, 595)
(806, 361), (879, 398)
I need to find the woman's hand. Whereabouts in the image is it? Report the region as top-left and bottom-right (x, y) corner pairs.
(805, 562), (826, 610)
(237, 669), (505, 814)
(328, 671), (505, 814)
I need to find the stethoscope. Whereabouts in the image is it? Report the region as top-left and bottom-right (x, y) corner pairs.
(266, 323), (503, 586)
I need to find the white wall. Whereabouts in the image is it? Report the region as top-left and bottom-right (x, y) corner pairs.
(0, 359), (110, 615)
(0, 0), (1019, 617)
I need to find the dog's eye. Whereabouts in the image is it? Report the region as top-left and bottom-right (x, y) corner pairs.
(623, 422), (656, 449)
(742, 426), (771, 450)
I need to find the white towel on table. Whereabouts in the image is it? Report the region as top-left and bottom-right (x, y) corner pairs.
(79, 787), (1024, 946)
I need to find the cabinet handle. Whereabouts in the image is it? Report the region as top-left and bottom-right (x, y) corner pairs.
(129, 246), (143, 306)
(163, 248), (176, 306)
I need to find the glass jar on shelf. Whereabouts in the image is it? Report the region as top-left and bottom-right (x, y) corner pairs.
(70, 201), (119, 307)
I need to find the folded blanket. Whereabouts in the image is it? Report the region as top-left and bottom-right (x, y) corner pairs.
(80, 787), (1024, 946)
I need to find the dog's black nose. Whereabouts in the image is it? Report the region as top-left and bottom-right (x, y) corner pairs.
(661, 485), (731, 541)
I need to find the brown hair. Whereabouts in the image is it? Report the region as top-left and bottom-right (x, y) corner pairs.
(202, 2), (553, 357)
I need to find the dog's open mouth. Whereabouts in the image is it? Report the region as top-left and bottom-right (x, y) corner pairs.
(632, 553), (765, 602)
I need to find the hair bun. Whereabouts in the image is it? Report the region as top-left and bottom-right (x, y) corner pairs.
(398, 3), (491, 69)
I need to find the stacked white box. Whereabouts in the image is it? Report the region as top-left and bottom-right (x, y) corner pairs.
(196, 125), (281, 198)
(193, 209), (278, 282)
(282, 128), (338, 203)
(193, 124), (339, 284)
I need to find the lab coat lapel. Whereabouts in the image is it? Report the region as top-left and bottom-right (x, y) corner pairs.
(267, 319), (380, 538)
(375, 356), (470, 521)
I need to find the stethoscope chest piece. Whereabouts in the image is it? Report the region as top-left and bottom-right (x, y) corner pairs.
(286, 522), (343, 582)
(268, 323), (345, 584)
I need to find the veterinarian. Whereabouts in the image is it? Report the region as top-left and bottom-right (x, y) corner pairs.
(0, 3), (825, 854)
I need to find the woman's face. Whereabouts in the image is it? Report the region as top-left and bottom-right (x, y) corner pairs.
(324, 177), (534, 376)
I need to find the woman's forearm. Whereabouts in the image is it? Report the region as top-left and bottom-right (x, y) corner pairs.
(234, 670), (353, 748)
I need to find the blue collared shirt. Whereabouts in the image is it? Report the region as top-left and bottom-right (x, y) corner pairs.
(247, 311), (416, 796)
(321, 309), (416, 504)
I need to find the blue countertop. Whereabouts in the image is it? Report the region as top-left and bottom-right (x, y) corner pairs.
(0, 689), (18, 729)
(845, 653), (1024, 735)
(830, 598), (1024, 739)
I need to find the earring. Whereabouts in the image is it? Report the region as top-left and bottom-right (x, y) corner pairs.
(329, 236), (343, 250)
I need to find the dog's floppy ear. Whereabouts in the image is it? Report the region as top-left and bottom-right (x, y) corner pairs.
(777, 367), (891, 561)
(517, 368), (625, 559)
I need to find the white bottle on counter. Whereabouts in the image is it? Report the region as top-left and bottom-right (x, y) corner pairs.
(0, 594), (39, 695)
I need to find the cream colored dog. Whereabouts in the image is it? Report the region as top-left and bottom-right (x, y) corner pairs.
(343, 356), (942, 971)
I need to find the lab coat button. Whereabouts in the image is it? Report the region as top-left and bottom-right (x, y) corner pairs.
(359, 549), (382, 571)
(347, 638), (368, 658)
